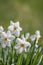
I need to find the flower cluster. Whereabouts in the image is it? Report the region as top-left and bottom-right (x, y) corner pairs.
(0, 21), (42, 65)
(0, 21), (41, 53)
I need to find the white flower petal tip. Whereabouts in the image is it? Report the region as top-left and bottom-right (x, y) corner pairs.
(25, 33), (30, 39)
(35, 30), (40, 35)
(15, 21), (19, 26)
(0, 26), (4, 33)
(35, 30), (41, 38)
(10, 21), (14, 25)
(35, 30), (41, 42)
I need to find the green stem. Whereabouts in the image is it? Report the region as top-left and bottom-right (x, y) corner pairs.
(2, 48), (4, 65)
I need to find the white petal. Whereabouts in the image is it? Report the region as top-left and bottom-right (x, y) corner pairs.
(14, 30), (20, 37)
(7, 31), (15, 40)
(10, 21), (14, 25)
(7, 31), (11, 36)
(9, 36), (15, 41)
(0, 26), (4, 33)
(25, 33), (30, 39)
(2, 43), (6, 48)
(30, 35), (36, 41)
(8, 26), (14, 31)
(16, 38), (23, 44)
(18, 47), (23, 54)
(7, 41), (11, 47)
(21, 34), (24, 39)
(35, 30), (40, 35)
(25, 41), (31, 47)
(1, 32), (7, 38)
(14, 44), (20, 49)
(15, 21), (19, 27)
(18, 27), (22, 31)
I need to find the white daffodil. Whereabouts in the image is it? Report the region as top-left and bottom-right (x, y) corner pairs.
(30, 30), (41, 43)
(35, 30), (41, 43)
(1, 31), (15, 48)
(30, 34), (36, 41)
(8, 21), (22, 37)
(14, 38), (31, 54)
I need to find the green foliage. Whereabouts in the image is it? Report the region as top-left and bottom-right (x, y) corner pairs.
(0, 40), (43, 65)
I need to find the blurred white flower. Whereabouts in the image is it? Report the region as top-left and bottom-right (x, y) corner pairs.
(35, 30), (41, 43)
(14, 38), (31, 54)
(30, 30), (41, 43)
(8, 21), (22, 37)
(1, 31), (15, 48)
(30, 34), (36, 41)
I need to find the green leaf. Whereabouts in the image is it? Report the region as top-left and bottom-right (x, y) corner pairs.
(25, 40), (36, 65)
(25, 51), (31, 65)
(32, 49), (42, 65)
(16, 53), (24, 65)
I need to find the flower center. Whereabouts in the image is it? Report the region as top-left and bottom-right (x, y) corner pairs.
(20, 43), (24, 47)
(36, 36), (40, 41)
(4, 37), (8, 41)
(13, 27), (17, 30)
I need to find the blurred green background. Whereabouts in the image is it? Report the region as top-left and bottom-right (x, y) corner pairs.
(0, 0), (43, 47)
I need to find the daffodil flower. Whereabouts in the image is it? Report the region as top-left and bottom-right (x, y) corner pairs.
(30, 30), (41, 43)
(1, 31), (15, 48)
(8, 21), (22, 37)
(30, 35), (36, 41)
(14, 38), (31, 54)
(35, 30), (41, 43)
